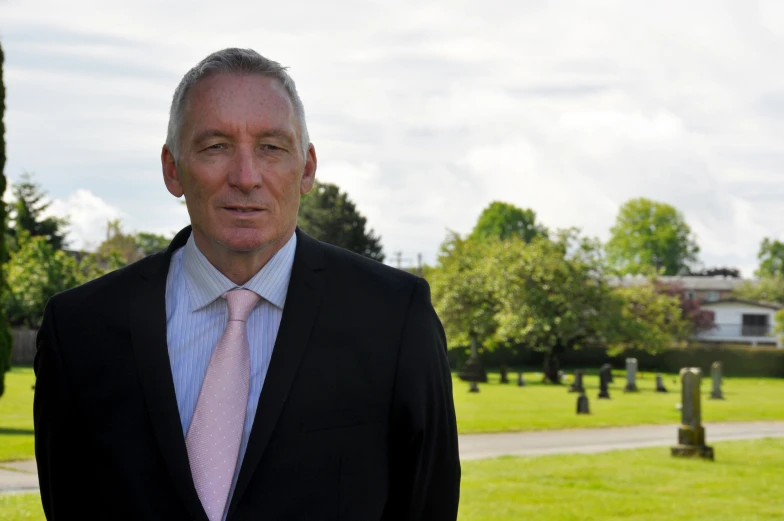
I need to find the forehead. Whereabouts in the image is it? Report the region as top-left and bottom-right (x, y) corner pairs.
(183, 73), (297, 133)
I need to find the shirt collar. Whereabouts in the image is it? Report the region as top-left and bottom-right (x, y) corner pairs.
(181, 232), (297, 312)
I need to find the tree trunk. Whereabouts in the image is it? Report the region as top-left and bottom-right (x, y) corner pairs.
(543, 350), (561, 384)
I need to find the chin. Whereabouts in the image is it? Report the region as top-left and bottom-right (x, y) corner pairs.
(220, 228), (278, 253)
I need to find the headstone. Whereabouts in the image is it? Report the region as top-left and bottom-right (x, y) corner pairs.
(600, 363), (614, 383)
(499, 364), (510, 384)
(569, 369), (585, 393)
(671, 368), (714, 460)
(656, 373), (668, 393)
(577, 392), (590, 414)
(598, 365), (612, 399)
(710, 361), (724, 400)
(517, 372), (526, 387)
(558, 370), (566, 384)
(624, 358), (639, 392)
(459, 355), (488, 392)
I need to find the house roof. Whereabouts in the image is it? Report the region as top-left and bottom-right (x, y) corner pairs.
(700, 298), (784, 311)
(610, 275), (746, 291)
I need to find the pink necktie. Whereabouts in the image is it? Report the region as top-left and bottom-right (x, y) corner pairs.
(186, 289), (260, 521)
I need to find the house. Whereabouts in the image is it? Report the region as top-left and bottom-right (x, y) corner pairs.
(611, 275), (746, 303)
(694, 299), (782, 347)
(611, 275), (782, 347)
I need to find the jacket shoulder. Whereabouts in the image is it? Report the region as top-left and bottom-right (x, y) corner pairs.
(318, 241), (421, 294)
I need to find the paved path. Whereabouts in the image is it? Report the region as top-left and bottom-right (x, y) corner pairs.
(2, 421), (783, 494)
(459, 421), (784, 460)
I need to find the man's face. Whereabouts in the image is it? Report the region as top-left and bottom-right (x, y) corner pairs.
(162, 73), (316, 257)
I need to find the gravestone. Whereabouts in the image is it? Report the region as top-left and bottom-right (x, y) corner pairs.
(558, 370), (566, 384)
(459, 354), (488, 393)
(624, 358), (639, 392)
(671, 368), (714, 460)
(569, 369), (586, 393)
(656, 373), (668, 393)
(517, 372), (526, 387)
(500, 364), (510, 384)
(576, 392), (590, 414)
(598, 365), (612, 399)
(600, 363), (614, 383)
(710, 361), (724, 400)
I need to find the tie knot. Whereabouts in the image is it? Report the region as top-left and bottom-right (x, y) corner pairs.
(222, 289), (260, 322)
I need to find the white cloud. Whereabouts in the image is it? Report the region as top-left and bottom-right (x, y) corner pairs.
(1, 0), (783, 276)
(44, 190), (125, 251)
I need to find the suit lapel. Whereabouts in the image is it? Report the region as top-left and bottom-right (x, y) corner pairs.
(130, 226), (209, 521)
(227, 229), (327, 517)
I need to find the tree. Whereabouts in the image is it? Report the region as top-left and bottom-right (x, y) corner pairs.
(4, 232), (82, 328)
(690, 267), (741, 278)
(429, 234), (499, 350)
(0, 43), (11, 397)
(733, 277), (784, 305)
(655, 281), (715, 335)
(135, 232), (172, 256)
(470, 201), (548, 243)
(428, 233), (498, 389)
(756, 238), (784, 278)
(298, 181), (384, 262)
(611, 282), (690, 354)
(7, 172), (68, 251)
(96, 220), (143, 267)
(488, 230), (616, 382)
(606, 198), (700, 276)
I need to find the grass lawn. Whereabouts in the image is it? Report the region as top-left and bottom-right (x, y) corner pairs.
(459, 438), (784, 521)
(2, 438), (783, 520)
(0, 493), (42, 521)
(453, 371), (784, 433)
(2, 368), (784, 462)
(0, 367), (35, 462)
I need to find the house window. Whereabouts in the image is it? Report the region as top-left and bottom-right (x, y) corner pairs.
(686, 291), (697, 300)
(742, 314), (769, 337)
(705, 291), (720, 302)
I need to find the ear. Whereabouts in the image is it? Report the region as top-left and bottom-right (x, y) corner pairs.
(162, 145), (184, 197)
(299, 143), (317, 195)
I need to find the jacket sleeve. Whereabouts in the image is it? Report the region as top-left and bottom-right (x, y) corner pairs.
(34, 298), (101, 520)
(382, 278), (461, 521)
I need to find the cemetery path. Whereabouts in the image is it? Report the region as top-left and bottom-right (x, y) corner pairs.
(2, 421), (783, 494)
(459, 421), (784, 461)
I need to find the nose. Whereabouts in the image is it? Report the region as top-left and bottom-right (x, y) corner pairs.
(227, 145), (262, 193)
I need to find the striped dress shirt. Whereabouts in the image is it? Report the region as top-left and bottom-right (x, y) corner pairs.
(165, 231), (297, 517)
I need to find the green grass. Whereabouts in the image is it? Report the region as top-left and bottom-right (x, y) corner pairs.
(0, 367), (35, 462)
(453, 371), (784, 433)
(0, 494), (42, 521)
(3, 439), (783, 521)
(2, 368), (784, 462)
(459, 438), (784, 521)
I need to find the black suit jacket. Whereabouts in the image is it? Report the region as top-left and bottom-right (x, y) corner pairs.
(34, 226), (460, 520)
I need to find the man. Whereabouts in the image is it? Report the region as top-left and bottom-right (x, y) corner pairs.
(34, 48), (460, 520)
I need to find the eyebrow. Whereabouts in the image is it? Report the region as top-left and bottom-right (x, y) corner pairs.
(192, 128), (297, 146)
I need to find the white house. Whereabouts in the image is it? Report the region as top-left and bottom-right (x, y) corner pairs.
(694, 299), (782, 347)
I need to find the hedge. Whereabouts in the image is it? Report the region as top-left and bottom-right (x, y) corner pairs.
(448, 343), (784, 378)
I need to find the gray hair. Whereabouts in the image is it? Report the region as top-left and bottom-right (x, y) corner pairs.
(165, 48), (309, 161)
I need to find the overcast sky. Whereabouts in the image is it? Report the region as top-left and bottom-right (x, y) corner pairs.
(1, 0), (783, 276)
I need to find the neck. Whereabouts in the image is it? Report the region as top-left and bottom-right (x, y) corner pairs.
(191, 227), (295, 286)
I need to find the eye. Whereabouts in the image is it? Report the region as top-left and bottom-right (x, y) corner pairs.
(206, 143), (226, 150)
(261, 144), (281, 151)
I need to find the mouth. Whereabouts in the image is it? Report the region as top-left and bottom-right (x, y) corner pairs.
(223, 206), (264, 216)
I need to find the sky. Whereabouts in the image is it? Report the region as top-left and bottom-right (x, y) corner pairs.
(1, 0), (783, 276)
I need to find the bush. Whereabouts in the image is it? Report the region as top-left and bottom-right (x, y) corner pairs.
(448, 343), (784, 378)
